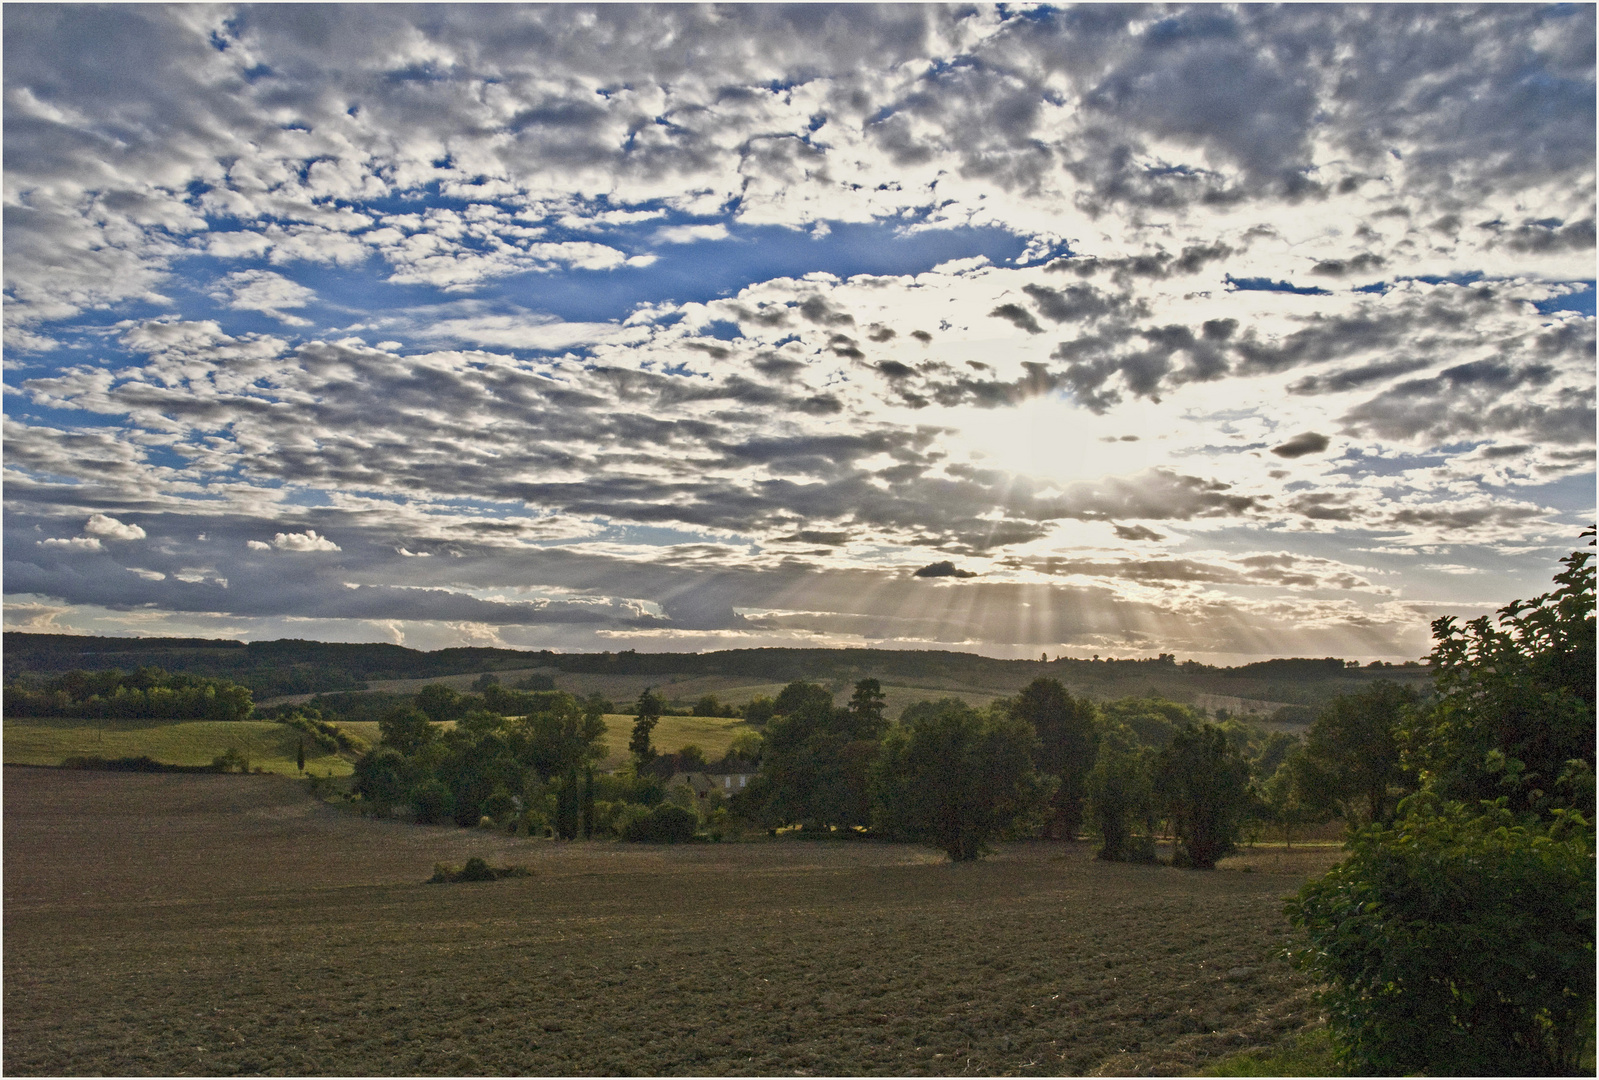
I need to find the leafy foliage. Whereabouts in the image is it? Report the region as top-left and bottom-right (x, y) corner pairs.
(1286, 797), (1594, 1075)
(1085, 747), (1157, 862)
(1288, 539), (1598, 1074)
(1154, 723), (1252, 869)
(870, 699), (1053, 861)
(757, 680), (886, 830)
(622, 802), (698, 843)
(1404, 539), (1595, 816)
(1005, 678), (1099, 839)
(1302, 681), (1417, 826)
(4, 667), (254, 722)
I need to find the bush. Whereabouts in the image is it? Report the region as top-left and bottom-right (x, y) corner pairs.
(1286, 796), (1595, 1075)
(211, 748), (250, 773)
(427, 857), (531, 883)
(623, 802), (698, 843)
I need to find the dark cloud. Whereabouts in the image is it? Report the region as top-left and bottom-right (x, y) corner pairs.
(989, 303), (1044, 334)
(1113, 524), (1164, 541)
(913, 560), (976, 579)
(1271, 431), (1331, 458)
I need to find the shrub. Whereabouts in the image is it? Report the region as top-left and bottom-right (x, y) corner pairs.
(427, 857), (531, 883)
(623, 803), (697, 843)
(1286, 796), (1595, 1075)
(211, 748), (250, 774)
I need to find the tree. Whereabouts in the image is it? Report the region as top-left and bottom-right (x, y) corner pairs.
(743, 695), (776, 725)
(378, 707), (437, 756)
(870, 700), (1053, 861)
(692, 694), (722, 717)
(846, 678), (887, 734)
(296, 738), (306, 774)
(757, 680), (882, 830)
(1303, 681), (1417, 826)
(1153, 723), (1252, 868)
(1404, 537), (1595, 817)
(1084, 747), (1156, 862)
(416, 683), (464, 724)
(630, 688), (663, 767)
(1006, 677), (1099, 839)
(581, 768), (596, 838)
(1259, 751), (1334, 847)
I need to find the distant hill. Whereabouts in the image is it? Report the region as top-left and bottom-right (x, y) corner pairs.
(3, 633), (1432, 717)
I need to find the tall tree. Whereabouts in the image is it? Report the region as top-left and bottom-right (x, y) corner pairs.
(1153, 722), (1252, 868)
(1007, 677), (1099, 839)
(871, 700), (1053, 861)
(629, 688), (663, 768)
(1303, 681), (1417, 826)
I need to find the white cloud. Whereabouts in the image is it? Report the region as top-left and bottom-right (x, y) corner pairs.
(272, 530), (341, 552)
(208, 270), (317, 325)
(84, 514), (146, 540)
(38, 537), (102, 550)
(656, 223), (730, 244)
(246, 540), (272, 551)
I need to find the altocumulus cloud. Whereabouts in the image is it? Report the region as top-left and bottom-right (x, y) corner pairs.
(2, 5), (1592, 662)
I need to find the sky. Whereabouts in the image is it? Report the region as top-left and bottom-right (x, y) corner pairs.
(3, 4), (1594, 663)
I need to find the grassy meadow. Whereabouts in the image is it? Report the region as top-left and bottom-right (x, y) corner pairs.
(3, 766), (1342, 1077)
(2, 718), (357, 777)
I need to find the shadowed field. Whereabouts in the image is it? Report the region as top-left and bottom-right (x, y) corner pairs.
(3, 767), (1339, 1076)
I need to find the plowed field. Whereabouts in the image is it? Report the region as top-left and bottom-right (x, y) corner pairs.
(3, 767), (1338, 1076)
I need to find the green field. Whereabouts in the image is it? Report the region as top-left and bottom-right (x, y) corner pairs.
(1, 714), (750, 778)
(597, 713), (754, 765)
(2, 719), (357, 777)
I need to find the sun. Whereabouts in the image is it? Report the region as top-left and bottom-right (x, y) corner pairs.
(940, 395), (1165, 486)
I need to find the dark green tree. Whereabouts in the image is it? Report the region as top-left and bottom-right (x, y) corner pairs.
(1153, 722), (1252, 868)
(296, 737), (306, 774)
(378, 707), (437, 756)
(1287, 797), (1594, 1075)
(757, 680), (883, 830)
(1007, 677), (1099, 839)
(353, 746), (407, 813)
(846, 678), (887, 734)
(870, 700), (1053, 861)
(630, 688), (663, 767)
(1084, 747), (1156, 862)
(1304, 681), (1417, 826)
(416, 683), (465, 724)
(581, 767), (597, 838)
(554, 768), (581, 840)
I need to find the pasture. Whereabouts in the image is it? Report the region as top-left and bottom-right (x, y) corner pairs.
(2, 718), (355, 777)
(3, 767), (1338, 1076)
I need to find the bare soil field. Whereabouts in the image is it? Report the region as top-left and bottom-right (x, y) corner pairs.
(3, 766), (1339, 1076)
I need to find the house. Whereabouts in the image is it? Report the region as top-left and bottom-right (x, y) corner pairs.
(667, 762), (758, 803)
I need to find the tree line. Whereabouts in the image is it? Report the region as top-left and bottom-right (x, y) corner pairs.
(3, 666), (254, 723)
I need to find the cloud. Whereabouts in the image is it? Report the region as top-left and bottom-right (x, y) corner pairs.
(84, 514), (146, 540)
(914, 560), (977, 579)
(3, 5), (1593, 660)
(272, 530), (341, 552)
(39, 536), (102, 550)
(208, 270), (317, 325)
(656, 223), (731, 244)
(1271, 432), (1331, 458)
